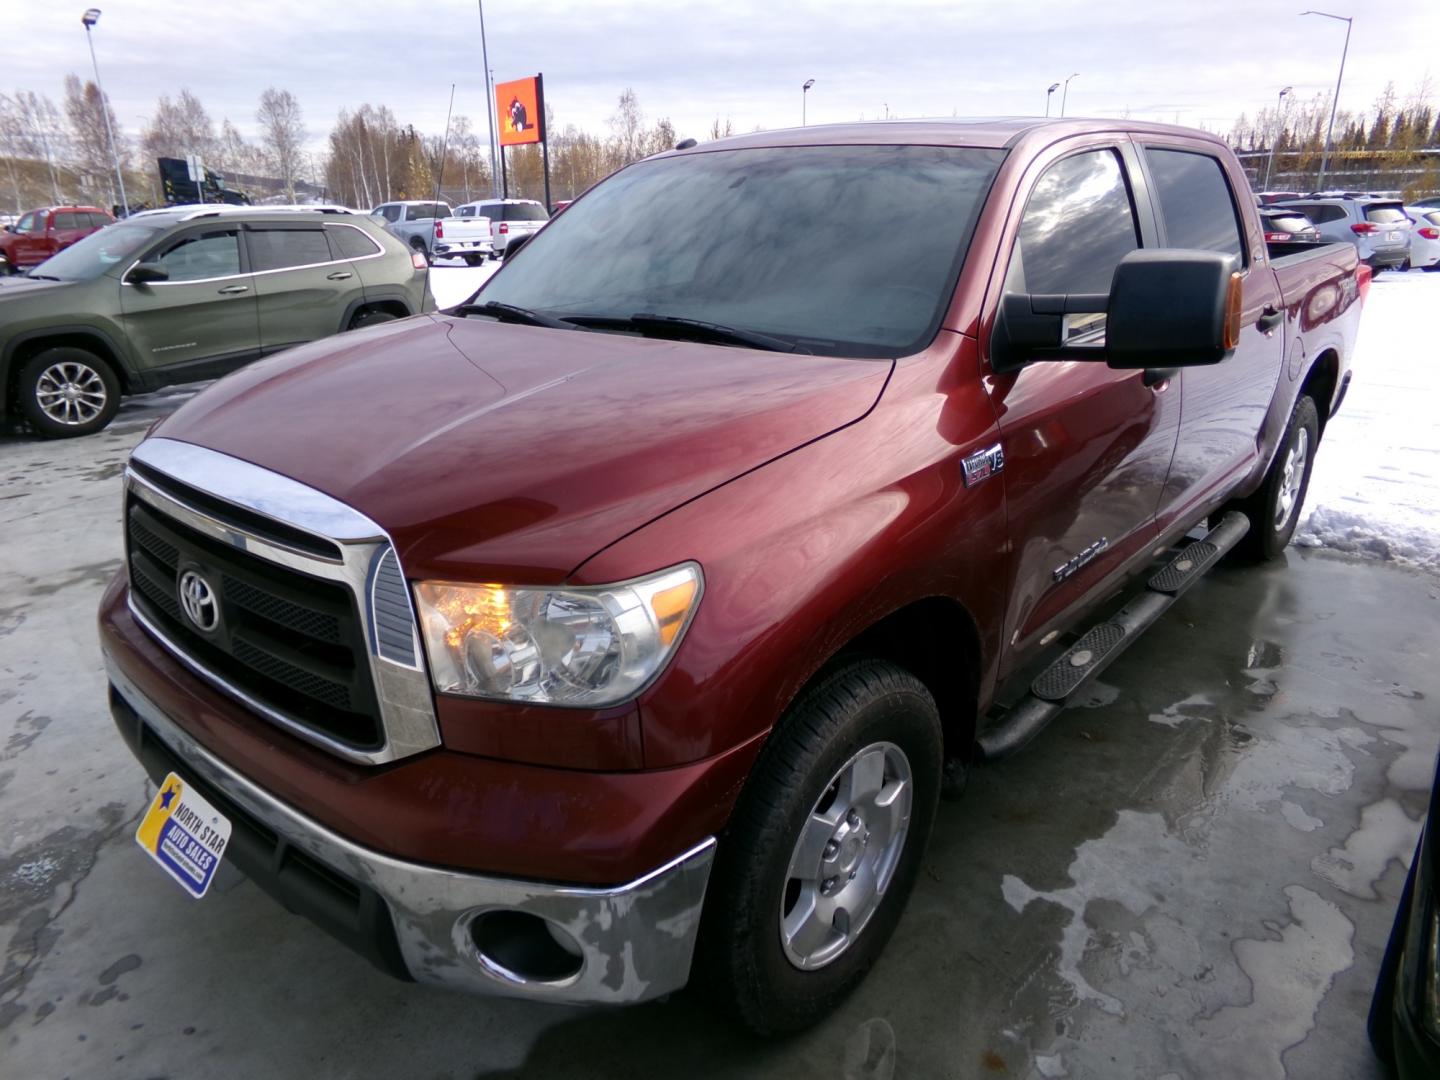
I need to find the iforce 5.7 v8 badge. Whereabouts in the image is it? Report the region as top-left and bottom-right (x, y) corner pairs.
(135, 772), (232, 899)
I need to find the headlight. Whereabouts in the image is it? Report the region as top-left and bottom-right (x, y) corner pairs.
(414, 563), (702, 707)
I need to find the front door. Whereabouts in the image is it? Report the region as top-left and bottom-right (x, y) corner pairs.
(11, 211), (47, 267)
(119, 225), (259, 378)
(245, 224), (357, 351)
(983, 145), (1182, 672)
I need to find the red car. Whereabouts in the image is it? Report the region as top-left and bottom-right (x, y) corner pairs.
(0, 205), (114, 275)
(100, 119), (1364, 1034)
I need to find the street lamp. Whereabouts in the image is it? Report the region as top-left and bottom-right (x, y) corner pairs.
(80, 8), (129, 217)
(1263, 86), (1293, 190)
(1301, 10), (1353, 192)
(803, 79), (815, 126)
(1060, 73), (1080, 118)
(1045, 83), (1060, 117)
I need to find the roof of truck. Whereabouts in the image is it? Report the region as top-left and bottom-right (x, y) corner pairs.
(686, 117), (1226, 153)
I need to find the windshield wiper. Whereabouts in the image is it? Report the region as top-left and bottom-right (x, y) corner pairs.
(451, 300), (576, 330)
(23, 273), (62, 281)
(599, 312), (807, 353)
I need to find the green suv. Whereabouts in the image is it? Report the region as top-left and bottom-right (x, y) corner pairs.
(0, 207), (432, 437)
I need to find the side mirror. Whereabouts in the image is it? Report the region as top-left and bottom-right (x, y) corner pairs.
(126, 262), (170, 285)
(990, 249), (1240, 372)
(2, 225), (13, 233)
(503, 231), (534, 259)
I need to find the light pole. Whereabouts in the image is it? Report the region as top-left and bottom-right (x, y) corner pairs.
(802, 78), (815, 126)
(1302, 10), (1352, 192)
(80, 8), (128, 216)
(478, 1), (500, 199)
(1060, 73), (1079, 117)
(1263, 86), (1293, 190)
(1045, 83), (1060, 117)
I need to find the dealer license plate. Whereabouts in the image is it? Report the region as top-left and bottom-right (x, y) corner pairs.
(1387, 231), (1401, 241)
(135, 772), (232, 899)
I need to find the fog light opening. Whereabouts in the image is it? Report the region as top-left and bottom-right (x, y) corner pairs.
(469, 910), (584, 984)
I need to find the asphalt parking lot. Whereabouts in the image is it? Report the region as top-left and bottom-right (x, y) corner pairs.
(1, 283), (1437, 1079)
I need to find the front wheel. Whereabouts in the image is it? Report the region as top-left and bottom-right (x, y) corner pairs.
(1225, 394), (1320, 561)
(694, 659), (942, 1034)
(17, 347), (121, 438)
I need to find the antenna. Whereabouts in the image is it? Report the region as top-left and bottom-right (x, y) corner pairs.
(425, 83), (457, 311)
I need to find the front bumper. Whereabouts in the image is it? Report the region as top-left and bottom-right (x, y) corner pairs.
(107, 656), (717, 1005)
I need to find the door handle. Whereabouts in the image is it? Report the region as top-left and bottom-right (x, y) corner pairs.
(217, 284), (249, 295)
(326, 271), (353, 280)
(1257, 306), (1283, 333)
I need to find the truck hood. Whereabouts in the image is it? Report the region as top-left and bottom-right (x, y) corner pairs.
(153, 314), (892, 580)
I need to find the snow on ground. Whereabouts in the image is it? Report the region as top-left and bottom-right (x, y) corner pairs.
(1295, 268), (1440, 574)
(428, 260), (498, 309)
(426, 261), (1440, 573)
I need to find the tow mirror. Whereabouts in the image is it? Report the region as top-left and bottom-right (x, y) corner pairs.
(126, 262), (169, 285)
(991, 249), (1240, 372)
(503, 231), (534, 259)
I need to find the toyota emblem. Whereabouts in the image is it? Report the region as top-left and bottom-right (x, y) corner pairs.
(178, 569), (219, 632)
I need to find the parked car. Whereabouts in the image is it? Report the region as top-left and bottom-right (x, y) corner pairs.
(1404, 207), (1440, 271)
(453, 198), (549, 255)
(1406, 195), (1440, 209)
(1256, 190), (1304, 205)
(431, 213), (494, 266)
(0, 206), (430, 437)
(101, 118), (1363, 1035)
(1258, 207), (1322, 245)
(369, 201), (451, 260)
(550, 199), (573, 214)
(0, 205), (114, 275)
(1273, 195), (1410, 269)
(1369, 744), (1440, 1077)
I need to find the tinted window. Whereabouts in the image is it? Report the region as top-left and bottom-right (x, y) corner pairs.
(1300, 204), (1345, 224)
(1364, 205), (1407, 224)
(157, 230), (241, 281)
(503, 203), (548, 222)
(477, 144), (1004, 358)
(248, 228), (332, 271)
(326, 224), (382, 259)
(16, 212), (36, 233)
(1009, 149), (1138, 296)
(1145, 149), (1243, 258)
(54, 211), (82, 230)
(1423, 211), (1440, 228)
(405, 203), (448, 221)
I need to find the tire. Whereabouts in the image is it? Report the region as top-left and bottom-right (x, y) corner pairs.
(695, 658), (943, 1034)
(1225, 394), (1320, 561)
(347, 309), (399, 331)
(16, 347), (121, 438)
(464, 253), (482, 267)
(0, 258), (13, 277)
(409, 237), (429, 261)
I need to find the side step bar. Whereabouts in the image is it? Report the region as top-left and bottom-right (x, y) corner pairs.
(976, 512), (1250, 763)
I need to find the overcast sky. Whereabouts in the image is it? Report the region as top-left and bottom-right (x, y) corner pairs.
(7, 0), (1439, 155)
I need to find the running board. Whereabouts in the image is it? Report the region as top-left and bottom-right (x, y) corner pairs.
(977, 512), (1250, 762)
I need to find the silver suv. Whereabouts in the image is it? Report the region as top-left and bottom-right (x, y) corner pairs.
(1273, 196), (1410, 269)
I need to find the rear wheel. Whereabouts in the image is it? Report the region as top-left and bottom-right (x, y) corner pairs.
(17, 347), (121, 438)
(463, 253), (483, 267)
(695, 659), (942, 1034)
(1225, 394), (1319, 561)
(409, 237), (429, 262)
(347, 309), (399, 331)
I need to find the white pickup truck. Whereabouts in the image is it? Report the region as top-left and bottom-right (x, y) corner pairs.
(370, 201), (494, 265)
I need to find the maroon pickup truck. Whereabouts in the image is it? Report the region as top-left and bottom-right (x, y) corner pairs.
(99, 119), (1364, 1033)
(0, 205), (113, 274)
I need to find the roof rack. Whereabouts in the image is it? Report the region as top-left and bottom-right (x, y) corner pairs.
(128, 204), (359, 222)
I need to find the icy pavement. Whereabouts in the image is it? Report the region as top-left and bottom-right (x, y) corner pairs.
(1296, 268), (1440, 573)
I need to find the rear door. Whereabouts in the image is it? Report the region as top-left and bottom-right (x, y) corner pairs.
(1136, 142), (1285, 530)
(983, 143), (1182, 659)
(119, 225), (259, 376)
(245, 223), (359, 350)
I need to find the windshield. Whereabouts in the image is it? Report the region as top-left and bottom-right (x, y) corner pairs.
(475, 144), (1004, 358)
(28, 221), (165, 281)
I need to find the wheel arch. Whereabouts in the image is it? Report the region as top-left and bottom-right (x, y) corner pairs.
(339, 294), (413, 333)
(809, 595), (984, 769)
(1300, 347), (1342, 437)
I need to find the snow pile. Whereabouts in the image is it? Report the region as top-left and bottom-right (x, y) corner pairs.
(1296, 269), (1440, 575)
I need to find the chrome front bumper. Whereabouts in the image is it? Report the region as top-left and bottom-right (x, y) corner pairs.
(107, 658), (716, 1005)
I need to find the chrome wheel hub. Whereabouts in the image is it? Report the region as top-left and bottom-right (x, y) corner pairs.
(35, 361), (107, 426)
(780, 741), (912, 971)
(1274, 427), (1309, 531)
